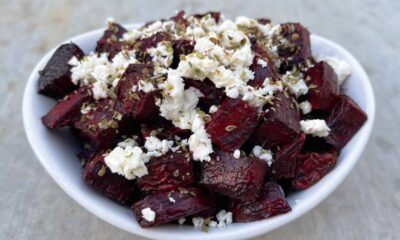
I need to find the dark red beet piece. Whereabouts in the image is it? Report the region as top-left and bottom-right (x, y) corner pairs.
(249, 43), (280, 87)
(292, 147), (338, 189)
(199, 151), (267, 200)
(185, 78), (225, 110)
(95, 22), (127, 59)
(305, 61), (339, 110)
(278, 23), (312, 72)
(326, 95), (367, 149)
(170, 10), (188, 33)
(38, 43), (84, 99)
(137, 151), (194, 192)
(140, 120), (190, 140)
(132, 186), (213, 228)
(134, 32), (172, 63)
(83, 153), (136, 205)
(272, 133), (306, 179)
(116, 64), (160, 119)
(206, 98), (259, 151)
(193, 12), (221, 23)
(42, 87), (92, 128)
(231, 182), (291, 222)
(171, 38), (194, 68)
(73, 99), (133, 148)
(250, 92), (300, 149)
(256, 18), (271, 25)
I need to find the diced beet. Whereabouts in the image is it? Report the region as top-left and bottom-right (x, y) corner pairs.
(272, 133), (306, 179)
(38, 43), (84, 99)
(83, 153), (136, 205)
(192, 12), (221, 22)
(170, 10), (188, 33)
(249, 43), (280, 87)
(137, 152), (194, 192)
(231, 182), (291, 222)
(116, 64), (160, 119)
(250, 92), (300, 149)
(134, 32), (172, 63)
(257, 18), (271, 25)
(185, 78), (225, 110)
(206, 98), (259, 151)
(76, 142), (99, 167)
(292, 146), (338, 189)
(171, 38), (194, 68)
(140, 120), (190, 140)
(199, 151), (267, 200)
(42, 87), (92, 128)
(278, 23), (312, 72)
(73, 99), (133, 148)
(132, 186), (213, 228)
(326, 95), (367, 149)
(95, 22), (127, 59)
(305, 61), (339, 110)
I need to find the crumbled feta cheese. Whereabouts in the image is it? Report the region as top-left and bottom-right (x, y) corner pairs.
(192, 217), (204, 228)
(189, 127), (213, 162)
(147, 42), (173, 67)
(168, 197), (176, 203)
(215, 210), (233, 228)
(233, 149), (241, 159)
(252, 145), (273, 166)
(91, 81), (108, 100)
(299, 101), (312, 114)
(138, 80), (155, 93)
(257, 58), (267, 67)
(209, 105), (219, 114)
(282, 71), (308, 98)
(178, 54), (219, 80)
(300, 119), (330, 137)
(104, 145), (149, 180)
(144, 136), (174, 158)
(141, 207), (156, 222)
(178, 218), (186, 225)
(317, 56), (351, 85)
(208, 221), (218, 227)
(117, 137), (139, 148)
(123, 29), (142, 42)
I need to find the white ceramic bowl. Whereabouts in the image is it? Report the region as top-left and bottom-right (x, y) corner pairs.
(23, 24), (375, 240)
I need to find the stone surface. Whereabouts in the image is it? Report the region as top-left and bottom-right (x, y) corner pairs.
(0, 0), (399, 239)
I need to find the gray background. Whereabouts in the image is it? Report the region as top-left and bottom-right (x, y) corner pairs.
(1, 0), (399, 239)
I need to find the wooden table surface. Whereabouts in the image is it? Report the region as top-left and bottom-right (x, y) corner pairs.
(1, 0), (399, 239)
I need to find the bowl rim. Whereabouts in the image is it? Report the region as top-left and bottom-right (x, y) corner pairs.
(22, 24), (375, 240)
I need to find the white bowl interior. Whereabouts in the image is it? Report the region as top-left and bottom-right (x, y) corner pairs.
(23, 24), (375, 240)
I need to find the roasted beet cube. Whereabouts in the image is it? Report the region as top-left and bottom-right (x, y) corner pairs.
(231, 182), (291, 222)
(256, 18), (271, 25)
(199, 151), (267, 200)
(170, 10), (188, 33)
(278, 23), (312, 72)
(250, 92), (300, 149)
(116, 64), (160, 119)
(206, 98), (259, 151)
(140, 120), (190, 140)
(192, 12), (221, 22)
(272, 133), (306, 178)
(95, 22), (127, 59)
(83, 153), (136, 205)
(134, 32), (172, 63)
(132, 187), (213, 228)
(42, 87), (92, 128)
(185, 78), (225, 110)
(249, 43), (280, 87)
(38, 43), (84, 99)
(292, 147), (338, 189)
(171, 38), (194, 68)
(305, 61), (339, 110)
(137, 152), (194, 192)
(73, 99), (132, 148)
(326, 95), (367, 149)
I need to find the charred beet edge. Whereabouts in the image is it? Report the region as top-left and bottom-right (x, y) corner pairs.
(199, 151), (267, 200)
(292, 146), (338, 189)
(249, 43), (281, 87)
(206, 98), (259, 151)
(83, 154), (136, 205)
(95, 22), (127, 60)
(132, 186), (213, 228)
(326, 95), (367, 149)
(42, 87), (92, 128)
(137, 151), (194, 192)
(38, 43), (84, 99)
(250, 92), (300, 149)
(231, 182), (291, 222)
(305, 61), (339, 110)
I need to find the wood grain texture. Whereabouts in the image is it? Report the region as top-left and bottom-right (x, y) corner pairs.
(0, 0), (399, 239)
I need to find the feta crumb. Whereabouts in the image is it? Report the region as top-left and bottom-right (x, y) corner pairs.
(147, 42), (173, 67)
(282, 71), (308, 98)
(215, 210), (233, 228)
(138, 80), (155, 93)
(233, 149), (241, 159)
(117, 137), (139, 148)
(168, 197), (176, 203)
(252, 146), (273, 166)
(144, 136), (174, 158)
(178, 218), (186, 225)
(208, 221), (218, 227)
(316, 56), (351, 85)
(192, 217), (204, 228)
(189, 127), (213, 162)
(257, 58), (267, 67)
(209, 105), (219, 114)
(299, 101), (312, 114)
(300, 119), (330, 137)
(141, 207), (156, 222)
